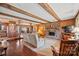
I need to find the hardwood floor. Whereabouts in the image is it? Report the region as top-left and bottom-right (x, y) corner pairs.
(6, 39), (44, 56)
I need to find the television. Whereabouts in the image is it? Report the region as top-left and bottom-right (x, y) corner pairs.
(62, 26), (71, 33)
(49, 32), (55, 36)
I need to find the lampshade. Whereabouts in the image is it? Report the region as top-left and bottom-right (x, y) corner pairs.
(72, 26), (79, 33)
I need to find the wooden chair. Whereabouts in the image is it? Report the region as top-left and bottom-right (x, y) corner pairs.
(0, 42), (2, 45)
(51, 46), (59, 56)
(51, 40), (78, 56)
(0, 47), (7, 56)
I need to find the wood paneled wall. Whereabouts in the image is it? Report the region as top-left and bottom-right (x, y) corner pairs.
(33, 18), (75, 30)
(60, 19), (75, 27)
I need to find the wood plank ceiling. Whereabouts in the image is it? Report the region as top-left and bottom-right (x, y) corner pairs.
(0, 3), (79, 25)
(0, 12), (42, 23)
(38, 3), (61, 21)
(0, 3), (50, 23)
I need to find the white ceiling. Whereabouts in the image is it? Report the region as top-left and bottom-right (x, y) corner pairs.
(0, 7), (45, 23)
(0, 3), (79, 24)
(51, 3), (79, 20)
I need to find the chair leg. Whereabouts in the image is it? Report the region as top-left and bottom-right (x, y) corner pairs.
(5, 50), (7, 56)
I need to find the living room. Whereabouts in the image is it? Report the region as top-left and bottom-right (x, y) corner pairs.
(0, 3), (79, 56)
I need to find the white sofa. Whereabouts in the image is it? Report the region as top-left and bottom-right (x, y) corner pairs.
(23, 33), (45, 48)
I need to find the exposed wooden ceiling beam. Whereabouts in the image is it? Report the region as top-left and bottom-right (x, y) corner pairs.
(0, 17), (30, 24)
(74, 11), (79, 19)
(0, 12), (42, 23)
(0, 3), (50, 23)
(38, 3), (61, 21)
